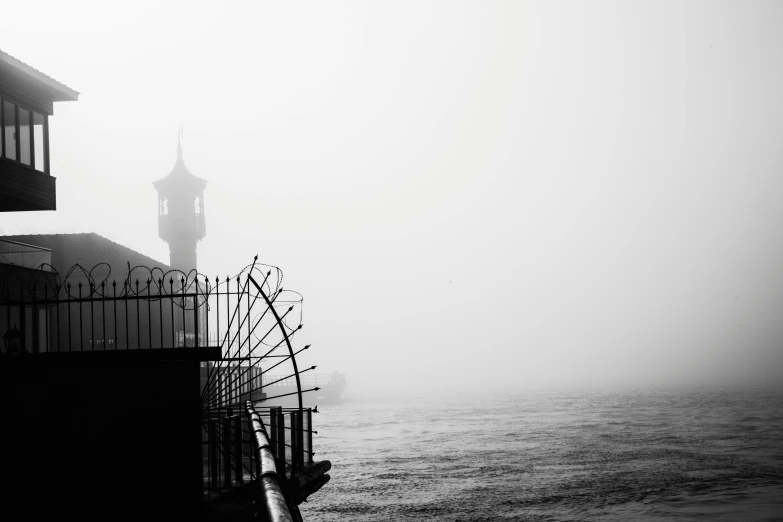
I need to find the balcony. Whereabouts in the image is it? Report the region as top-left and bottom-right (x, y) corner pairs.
(0, 49), (79, 212)
(0, 157), (56, 210)
(158, 211), (206, 242)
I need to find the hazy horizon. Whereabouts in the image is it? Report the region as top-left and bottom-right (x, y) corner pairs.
(2, 1), (782, 396)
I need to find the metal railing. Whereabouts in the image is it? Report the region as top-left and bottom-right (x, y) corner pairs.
(263, 373), (345, 388)
(0, 261), (302, 356)
(203, 404), (315, 494)
(246, 401), (294, 522)
(1, 259), (321, 513)
(0, 275), (212, 353)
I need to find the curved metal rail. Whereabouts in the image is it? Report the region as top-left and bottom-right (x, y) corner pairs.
(199, 258), (318, 506)
(249, 274), (303, 412)
(246, 401), (295, 522)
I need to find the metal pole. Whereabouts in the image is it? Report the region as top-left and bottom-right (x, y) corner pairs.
(276, 408), (286, 477)
(306, 409), (313, 465)
(245, 401), (294, 522)
(44, 284), (49, 352)
(194, 277), (199, 348)
(209, 419), (218, 493)
(78, 282), (83, 350)
(89, 282), (94, 350)
(31, 283), (37, 353)
(223, 409), (232, 487)
(296, 410), (304, 472)
(290, 411), (299, 474)
(269, 407), (278, 451)
(234, 411), (243, 484)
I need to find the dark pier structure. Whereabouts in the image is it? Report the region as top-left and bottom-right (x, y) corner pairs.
(0, 51), (328, 520)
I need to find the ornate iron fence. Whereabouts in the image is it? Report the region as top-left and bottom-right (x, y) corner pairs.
(0, 258), (320, 506)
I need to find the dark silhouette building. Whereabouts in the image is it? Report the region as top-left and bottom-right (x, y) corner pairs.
(0, 55), (206, 519)
(0, 49), (78, 211)
(0, 233), (171, 353)
(0, 50), (81, 352)
(0, 54), (315, 520)
(154, 133), (207, 272)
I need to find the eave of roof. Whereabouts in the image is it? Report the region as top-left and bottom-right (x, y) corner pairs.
(0, 49), (79, 102)
(153, 140), (207, 193)
(153, 160), (208, 192)
(0, 233), (169, 273)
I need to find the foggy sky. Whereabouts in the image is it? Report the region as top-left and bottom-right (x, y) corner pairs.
(2, 1), (782, 395)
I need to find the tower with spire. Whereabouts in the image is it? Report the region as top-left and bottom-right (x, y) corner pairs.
(153, 129), (207, 272)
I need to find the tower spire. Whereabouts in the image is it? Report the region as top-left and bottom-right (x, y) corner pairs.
(154, 127), (207, 272)
(177, 123), (183, 162)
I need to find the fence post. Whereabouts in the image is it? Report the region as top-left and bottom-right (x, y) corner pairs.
(31, 283), (37, 353)
(20, 284), (26, 353)
(209, 419), (218, 492)
(223, 409), (232, 487)
(291, 411), (300, 474)
(194, 277), (199, 348)
(306, 408), (313, 465)
(269, 407), (278, 451)
(296, 410), (305, 471)
(276, 408), (286, 477)
(234, 411), (243, 484)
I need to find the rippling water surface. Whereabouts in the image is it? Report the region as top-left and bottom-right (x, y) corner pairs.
(299, 389), (783, 521)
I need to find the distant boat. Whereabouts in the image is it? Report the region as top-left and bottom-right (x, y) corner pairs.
(260, 371), (346, 407)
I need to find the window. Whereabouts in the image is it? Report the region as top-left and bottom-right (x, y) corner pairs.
(18, 107), (31, 166)
(0, 97), (49, 173)
(33, 112), (45, 172)
(3, 99), (16, 161)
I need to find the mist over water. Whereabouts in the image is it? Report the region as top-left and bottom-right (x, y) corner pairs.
(2, 1), (782, 396)
(302, 388), (783, 521)
(1, 2), (782, 519)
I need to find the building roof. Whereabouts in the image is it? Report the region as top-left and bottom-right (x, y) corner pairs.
(0, 233), (169, 276)
(153, 135), (207, 195)
(0, 49), (79, 102)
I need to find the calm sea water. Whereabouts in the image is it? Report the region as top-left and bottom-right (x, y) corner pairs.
(299, 389), (783, 521)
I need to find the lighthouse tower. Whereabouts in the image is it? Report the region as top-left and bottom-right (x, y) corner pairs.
(153, 132), (207, 272)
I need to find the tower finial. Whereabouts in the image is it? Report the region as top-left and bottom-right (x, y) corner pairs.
(177, 123), (183, 161)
